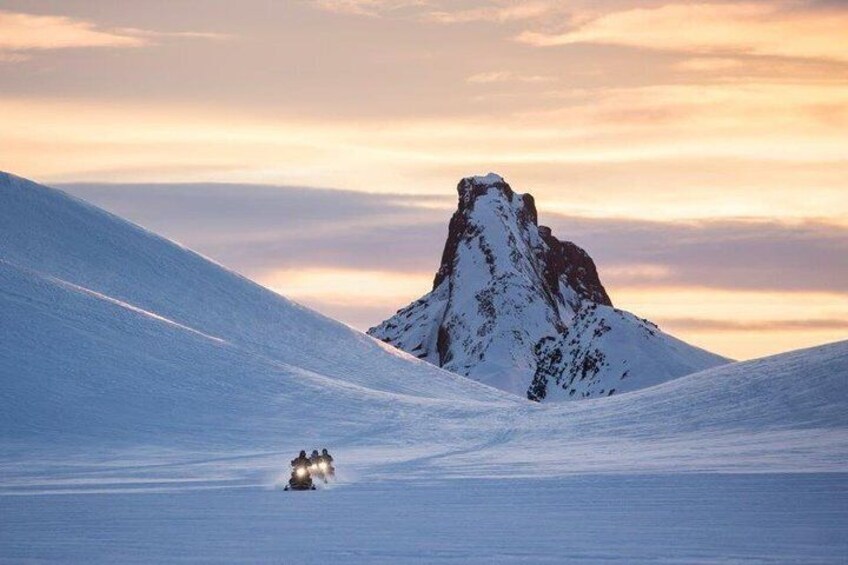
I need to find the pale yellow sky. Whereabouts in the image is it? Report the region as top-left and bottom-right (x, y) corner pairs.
(2, 0), (846, 359)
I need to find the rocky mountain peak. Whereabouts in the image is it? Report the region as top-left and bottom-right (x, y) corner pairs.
(369, 174), (728, 401)
(434, 174), (539, 289)
(456, 173), (536, 222)
(435, 174), (604, 308)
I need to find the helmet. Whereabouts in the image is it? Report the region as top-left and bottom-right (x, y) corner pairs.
(311, 449), (319, 456)
(299, 450), (306, 457)
(322, 448), (329, 454)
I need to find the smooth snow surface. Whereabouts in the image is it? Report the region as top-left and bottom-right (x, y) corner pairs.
(2, 171), (847, 562)
(3, 476), (846, 564)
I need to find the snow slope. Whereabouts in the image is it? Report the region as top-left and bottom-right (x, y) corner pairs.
(0, 171), (513, 447)
(1, 171), (846, 562)
(369, 174), (728, 401)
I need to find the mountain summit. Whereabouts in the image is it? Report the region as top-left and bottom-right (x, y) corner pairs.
(368, 174), (728, 401)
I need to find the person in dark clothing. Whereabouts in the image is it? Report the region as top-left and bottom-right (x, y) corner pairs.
(287, 450), (313, 490)
(320, 448), (335, 477)
(291, 450), (310, 468)
(309, 449), (321, 465)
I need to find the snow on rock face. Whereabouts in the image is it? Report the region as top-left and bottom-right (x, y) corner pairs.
(529, 303), (730, 401)
(369, 174), (729, 401)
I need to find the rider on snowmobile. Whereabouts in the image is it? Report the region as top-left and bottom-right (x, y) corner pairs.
(291, 450), (310, 468)
(287, 450), (315, 490)
(318, 448), (335, 478)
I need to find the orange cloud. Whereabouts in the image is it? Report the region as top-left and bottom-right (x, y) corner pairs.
(0, 10), (146, 51)
(614, 287), (848, 326)
(673, 57), (745, 72)
(658, 318), (848, 332)
(2, 87), (845, 223)
(516, 3), (848, 63)
(314, 0), (551, 22)
(0, 10), (226, 56)
(315, 0), (457, 18)
(260, 267), (430, 307)
(427, 2), (550, 24)
(466, 70), (555, 83)
(612, 287), (848, 359)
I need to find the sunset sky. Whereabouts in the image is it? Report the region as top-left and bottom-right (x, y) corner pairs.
(1, 0), (846, 359)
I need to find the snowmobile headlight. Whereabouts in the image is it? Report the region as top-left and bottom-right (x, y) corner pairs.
(318, 461), (328, 471)
(296, 467), (307, 478)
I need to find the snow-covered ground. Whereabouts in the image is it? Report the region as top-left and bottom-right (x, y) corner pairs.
(2, 172), (847, 562)
(3, 475), (846, 563)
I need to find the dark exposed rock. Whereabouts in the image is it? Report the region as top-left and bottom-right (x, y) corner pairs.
(539, 226), (612, 307)
(437, 325), (451, 365)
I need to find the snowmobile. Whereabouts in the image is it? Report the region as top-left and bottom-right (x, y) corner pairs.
(309, 456), (335, 483)
(284, 462), (316, 491)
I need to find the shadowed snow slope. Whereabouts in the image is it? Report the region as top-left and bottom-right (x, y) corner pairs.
(0, 171), (846, 481)
(0, 171), (513, 448)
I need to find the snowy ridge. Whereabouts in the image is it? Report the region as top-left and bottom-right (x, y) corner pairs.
(0, 172), (518, 447)
(0, 172), (509, 406)
(369, 174), (728, 400)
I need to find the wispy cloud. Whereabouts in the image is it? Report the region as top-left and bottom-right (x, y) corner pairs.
(658, 317), (848, 332)
(673, 57), (745, 73)
(0, 10), (146, 51)
(426, 2), (550, 24)
(547, 215), (848, 294)
(515, 3), (848, 63)
(313, 0), (551, 23)
(0, 52), (30, 63)
(3, 88), (844, 224)
(0, 9), (226, 58)
(313, 0), (429, 17)
(466, 70), (555, 84)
